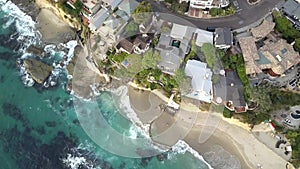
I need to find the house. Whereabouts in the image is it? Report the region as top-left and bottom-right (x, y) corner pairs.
(96, 15), (126, 47)
(258, 39), (300, 76)
(102, 0), (123, 9)
(239, 37), (300, 77)
(281, 0), (300, 27)
(156, 24), (194, 75)
(194, 28), (214, 47)
(188, 0), (229, 17)
(189, 0), (229, 9)
(184, 60), (213, 103)
(118, 0), (139, 16)
(88, 8), (110, 32)
(238, 37), (262, 76)
(251, 20), (275, 41)
(225, 71), (247, 113)
(156, 36), (182, 75)
(214, 27), (233, 49)
(93, 1), (139, 47)
(116, 34), (153, 54)
(81, 0), (102, 19)
(213, 70), (247, 113)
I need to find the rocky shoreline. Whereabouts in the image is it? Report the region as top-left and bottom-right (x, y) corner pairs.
(10, 0), (40, 20)
(24, 58), (53, 84)
(11, 0), (80, 90)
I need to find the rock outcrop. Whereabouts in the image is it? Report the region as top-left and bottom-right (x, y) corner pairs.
(26, 45), (45, 57)
(24, 58), (53, 84)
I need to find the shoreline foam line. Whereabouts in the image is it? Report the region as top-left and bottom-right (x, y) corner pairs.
(171, 140), (213, 169)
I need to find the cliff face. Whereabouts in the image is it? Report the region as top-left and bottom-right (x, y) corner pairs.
(24, 58), (53, 84)
(35, 0), (81, 30)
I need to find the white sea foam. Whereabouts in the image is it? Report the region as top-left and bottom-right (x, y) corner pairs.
(108, 86), (170, 152)
(62, 40), (78, 63)
(17, 58), (35, 87)
(109, 85), (150, 138)
(43, 40), (77, 88)
(62, 154), (89, 169)
(44, 44), (57, 55)
(2, 16), (14, 29)
(0, 0), (38, 52)
(62, 141), (102, 169)
(170, 140), (213, 169)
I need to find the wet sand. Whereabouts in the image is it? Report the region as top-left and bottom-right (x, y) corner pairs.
(128, 85), (290, 169)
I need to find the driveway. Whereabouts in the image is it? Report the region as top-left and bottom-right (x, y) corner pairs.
(147, 0), (284, 30)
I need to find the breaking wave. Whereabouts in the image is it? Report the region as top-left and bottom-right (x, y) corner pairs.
(169, 140), (213, 169)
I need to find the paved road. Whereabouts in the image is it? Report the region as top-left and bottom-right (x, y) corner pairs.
(147, 0), (284, 30)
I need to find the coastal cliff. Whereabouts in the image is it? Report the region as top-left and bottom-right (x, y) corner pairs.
(35, 0), (81, 30)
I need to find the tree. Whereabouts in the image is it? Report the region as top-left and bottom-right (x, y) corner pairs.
(174, 69), (192, 95)
(151, 35), (160, 47)
(209, 8), (221, 17)
(142, 50), (162, 70)
(161, 26), (171, 34)
(201, 43), (217, 68)
(132, 1), (152, 24)
(125, 22), (139, 37)
(223, 109), (232, 118)
(170, 2), (189, 14)
(185, 39), (197, 62)
(286, 130), (299, 142)
(273, 11), (300, 43)
(294, 38), (300, 52)
(108, 52), (128, 63)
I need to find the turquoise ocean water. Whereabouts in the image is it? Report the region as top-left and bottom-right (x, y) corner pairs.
(0, 0), (210, 168)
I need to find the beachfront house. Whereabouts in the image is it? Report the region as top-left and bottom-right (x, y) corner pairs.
(156, 24), (194, 75)
(239, 37), (300, 77)
(102, 0), (123, 10)
(96, 15), (127, 47)
(81, 0), (102, 19)
(89, 0), (138, 50)
(184, 60), (213, 103)
(213, 70), (247, 113)
(88, 8), (110, 32)
(214, 27), (233, 49)
(116, 33), (153, 54)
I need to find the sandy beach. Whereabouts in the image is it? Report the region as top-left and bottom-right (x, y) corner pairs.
(30, 1), (292, 168)
(36, 8), (75, 44)
(127, 84), (291, 169)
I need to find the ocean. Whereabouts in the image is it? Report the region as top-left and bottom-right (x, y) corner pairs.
(0, 0), (211, 168)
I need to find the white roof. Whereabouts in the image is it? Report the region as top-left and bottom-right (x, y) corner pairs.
(286, 145), (292, 152)
(103, 0), (123, 9)
(195, 29), (213, 47)
(170, 24), (188, 39)
(184, 60), (213, 103)
(83, 0), (100, 10)
(88, 8), (109, 31)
